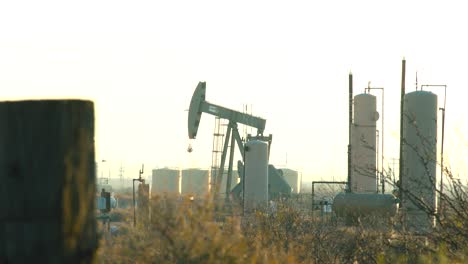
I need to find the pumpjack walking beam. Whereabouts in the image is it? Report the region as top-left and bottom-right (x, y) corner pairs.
(188, 82), (266, 139)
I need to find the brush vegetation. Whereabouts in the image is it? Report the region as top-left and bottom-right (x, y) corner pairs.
(97, 174), (468, 264)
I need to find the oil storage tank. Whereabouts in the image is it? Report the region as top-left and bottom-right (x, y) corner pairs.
(402, 91), (437, 232)
(152, 168), (180, 196)
(181, 169), (209, 197)
(352, 93), (379, 193)
(244, 140), (268, 212)
(280, 168), (301, 194)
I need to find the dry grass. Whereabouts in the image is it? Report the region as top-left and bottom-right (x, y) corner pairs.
(95, 192), (468, 264)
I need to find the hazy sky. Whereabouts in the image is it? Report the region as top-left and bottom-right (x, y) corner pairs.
(1, 1), (467, 182)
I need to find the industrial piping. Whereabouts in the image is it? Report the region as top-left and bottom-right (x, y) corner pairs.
(421, 84), (447, 214)
(348, 72), (353, 192)
(399, 58), (406, 204)
(364, 85), (385, 193)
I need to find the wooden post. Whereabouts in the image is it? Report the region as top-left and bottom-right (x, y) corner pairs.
(0, 100), (97, 263)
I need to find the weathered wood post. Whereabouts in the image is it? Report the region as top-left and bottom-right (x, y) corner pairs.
(0, 100), (97, 263)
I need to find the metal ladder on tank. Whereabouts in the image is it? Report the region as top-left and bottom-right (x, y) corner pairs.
(210, 117), (225, 195)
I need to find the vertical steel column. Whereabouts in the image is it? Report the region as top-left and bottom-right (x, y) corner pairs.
(399, 58), (406, 203)
(348, 72), (353, 192)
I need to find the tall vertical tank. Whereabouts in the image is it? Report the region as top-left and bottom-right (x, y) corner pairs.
(402, 91), (437, 232)
(152, 168), (180, 195)
(244, 140), (269, 211)
(181, 169), (209, 197)
(352, 93), (379, 193)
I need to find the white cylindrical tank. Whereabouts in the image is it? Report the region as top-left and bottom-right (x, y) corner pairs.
(244, 140), (269, 212)
(351, 93), (379, 193)
(181, 169), (209, 197)
(152, 168), (180, 196)
(402, 91), (437, 232)
(280, 168), (300, 194)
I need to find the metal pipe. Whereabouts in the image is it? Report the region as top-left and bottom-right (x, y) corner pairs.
(133, 179), (136, 226)
(242, 145), (246, 216)
(133, 164), (145, 227)
(312, 181), (348, 214)
(365, 87), (385, 193)
(381, 89), (385, 193)
(312, 181), (349, 184)
(376, 129), (380, 193)
(399, 58), (406, 204)
(439, 107), (446, 214)
(421, 84), (447, 214)
(311, 181), (314, 212)
(348, 72), (353, 192)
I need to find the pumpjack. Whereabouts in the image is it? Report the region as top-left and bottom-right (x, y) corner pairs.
(187, 82), (291, 201)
